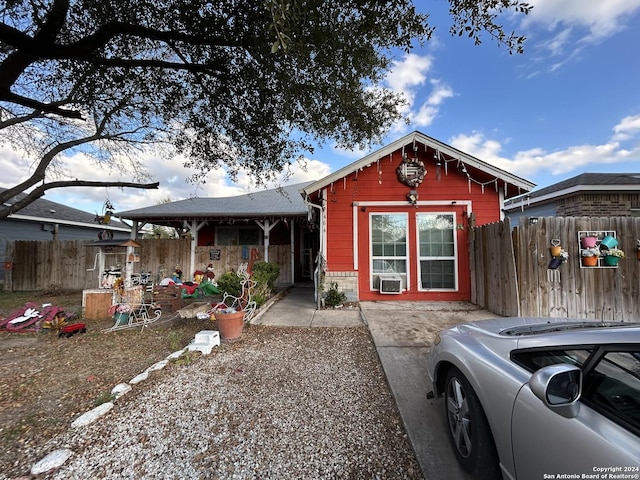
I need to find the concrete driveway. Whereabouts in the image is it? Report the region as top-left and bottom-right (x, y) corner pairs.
(360, 300), (499, 480)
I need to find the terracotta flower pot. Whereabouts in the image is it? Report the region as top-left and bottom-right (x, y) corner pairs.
(550, 246), (562, 257)
(582, 256), (598, 267)
(213, 310), (245, 340)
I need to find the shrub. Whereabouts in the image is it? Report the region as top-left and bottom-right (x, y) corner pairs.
(216, 262), (280, 307)
(324, 282), (347, 307)
(251, 262), (280, 307)
(216, 271), (242, 298)
(252, 262), (279, 291)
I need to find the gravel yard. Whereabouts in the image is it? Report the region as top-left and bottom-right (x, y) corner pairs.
(27, 325), (421, 479)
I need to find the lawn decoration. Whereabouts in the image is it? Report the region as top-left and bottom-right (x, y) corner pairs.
(210, 263), (257, 340)
(58, 323), (87, 338)
(95, 199), (115, 225)
(102, 285), (163, 333)
(1, 303), (77, 333)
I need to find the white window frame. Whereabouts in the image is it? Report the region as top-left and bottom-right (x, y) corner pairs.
(369, 212), (409, 291)
(416, 212), (458, 291)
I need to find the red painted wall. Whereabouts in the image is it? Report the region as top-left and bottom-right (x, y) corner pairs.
(322, 148), (504, 301)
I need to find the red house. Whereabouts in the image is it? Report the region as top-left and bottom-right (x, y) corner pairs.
(301, 131), (535, 302)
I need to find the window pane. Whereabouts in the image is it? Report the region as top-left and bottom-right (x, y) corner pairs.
(371, 214), (408, 290)
(420, 260), (455, 288)
(239, 228), (260, 245)
(512, 349), (592, 372)
(418, 214), (456, 290)
(582, 351), (640, 434)
(217, 227), (261, 246)
(217, 228), (237, 246)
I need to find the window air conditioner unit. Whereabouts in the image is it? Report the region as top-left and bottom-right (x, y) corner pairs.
(379, 274), (402, 294)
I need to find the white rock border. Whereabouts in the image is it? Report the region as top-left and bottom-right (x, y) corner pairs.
(32, 345), (195, 474)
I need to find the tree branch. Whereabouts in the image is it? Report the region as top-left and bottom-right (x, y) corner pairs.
(0, 180), (159, 219)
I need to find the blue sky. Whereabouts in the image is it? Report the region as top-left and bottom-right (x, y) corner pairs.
(2, 0), (640, 217)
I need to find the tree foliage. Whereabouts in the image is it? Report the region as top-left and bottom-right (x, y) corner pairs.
(0, 0), (531, 218)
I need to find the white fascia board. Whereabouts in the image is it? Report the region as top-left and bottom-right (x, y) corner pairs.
(301, 131), (535, 196)
(9, 214), (131, 231)
(505, 184), (640, 211)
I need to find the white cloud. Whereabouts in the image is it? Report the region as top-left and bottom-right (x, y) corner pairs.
(379, 53), (455, 132)
(0, 142), (332, 216)
(385, 54), (433, 101)
(612, 114), (640, 141)
(525, 0), (640, 40)
(523, 0), (640, 67)
(449, 112), (640, 180)
(412, 79), (455, 127)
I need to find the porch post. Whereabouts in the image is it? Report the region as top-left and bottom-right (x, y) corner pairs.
(290, 219), (295, 284)
(124, 221), (139, 287)
(255, 219), (281, 264)
(264, 219), (270, 262)
(183, 220), (208, 279)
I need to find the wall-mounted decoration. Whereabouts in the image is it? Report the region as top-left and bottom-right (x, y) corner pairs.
(602, 248), (625, 266)
(396, 155), (426, 187)
(548, 239), (569, 269)
(578, 231), (620, 268)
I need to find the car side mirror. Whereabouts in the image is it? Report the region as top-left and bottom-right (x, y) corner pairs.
(529, 364), (582, 418)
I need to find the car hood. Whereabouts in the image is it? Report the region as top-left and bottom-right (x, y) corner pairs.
(451, 317), (640, 337)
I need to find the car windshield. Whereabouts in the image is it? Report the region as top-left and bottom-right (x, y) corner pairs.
(500, 321), (635, 336)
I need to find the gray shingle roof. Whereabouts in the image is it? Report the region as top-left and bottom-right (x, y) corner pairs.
(505, 173), (640, 207)
(1, 187), (128, 229)
(529, 173), (640, 198)
(116, 181), (314, 220)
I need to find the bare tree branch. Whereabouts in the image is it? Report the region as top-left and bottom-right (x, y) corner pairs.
(0, 180), (159, 218)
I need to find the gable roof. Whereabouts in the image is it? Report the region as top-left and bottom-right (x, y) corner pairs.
(116, 181), (313, 221)
(504, 172), (640, 209)
(300, 131), (535, 198)
(1, 187), (129, 231)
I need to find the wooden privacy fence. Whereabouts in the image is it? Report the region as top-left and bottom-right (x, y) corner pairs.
(469, 218), (519, 317)
(472, 216), (640, 320)
(4, 239), (292, 291)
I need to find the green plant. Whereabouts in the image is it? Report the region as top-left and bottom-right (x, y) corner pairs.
(216, 271), (242, 298)
(252, 262), (280, 291)
(251, 262), (280, 306)
(324, 282), (347, 307)
(168, 331), (181, 351)
(94, 392), (115, 407)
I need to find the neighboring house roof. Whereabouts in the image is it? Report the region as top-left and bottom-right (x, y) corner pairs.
(300, 131), (535, 198)
(504, 173), (640, 210)
(0, 187), (129, 231)
(116, 181), (314, 221)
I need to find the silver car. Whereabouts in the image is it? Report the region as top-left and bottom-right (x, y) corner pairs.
(426, 317), (640, 480)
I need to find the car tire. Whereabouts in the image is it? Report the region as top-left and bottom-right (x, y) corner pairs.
(444, 367), (500, 479)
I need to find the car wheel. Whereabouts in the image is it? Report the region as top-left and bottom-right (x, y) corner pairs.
(444, 367), (500, 479)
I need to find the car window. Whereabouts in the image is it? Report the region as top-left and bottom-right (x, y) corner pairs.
(582, 351), (640, 435)
(512, 348), (593, 371)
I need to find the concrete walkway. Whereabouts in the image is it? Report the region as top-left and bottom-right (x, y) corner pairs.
(251, 285), (499, 480)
